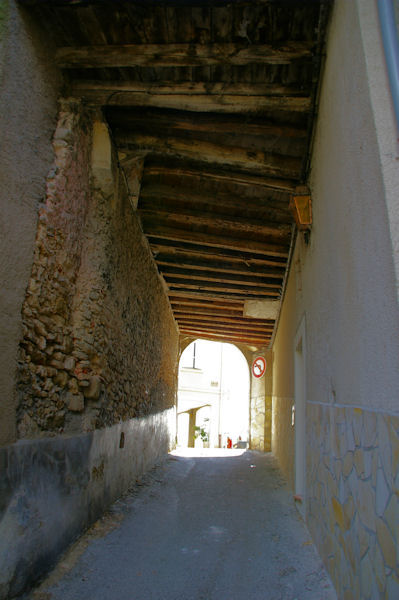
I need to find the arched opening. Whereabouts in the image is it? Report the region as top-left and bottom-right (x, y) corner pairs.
(177, 339), (250, 449)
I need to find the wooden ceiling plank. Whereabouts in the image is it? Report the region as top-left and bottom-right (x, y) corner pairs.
(56, 42), (314, 69)
(167, 282), (280, 298)
(155, 253), (285, 278)
(149, 238), (287, 266)
(117, 134), (302, 178)
(176, 317), (274, 333)
(139, 192), (291, 224)
(144, 224), (289, 257)
(97, 81), (309, 98)
(108, 107), (308, 139)
(177, 323), (272, 341)
(172, 306), (273, 323)
(168, 287), (279, 301)
(159, 265), (283, 287)
(140, 180), (289, 206)
(171, 308), (275, 327)
(144, 164), (297, 193)
(140, 208), (291, 240)
(178, 328), (270, 345)
(179, 322), (270, 338)
(168, 292), (244, 307)
(71, 85), (310, 112)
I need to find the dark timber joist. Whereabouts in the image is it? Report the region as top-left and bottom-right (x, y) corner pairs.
(75, 84), (311, 113)
(169, 296), (245, 313)
(143, 224), (290, 258)
(159, 266), (283, 288)
(110, 108), (308, 142)
(173, 310), (273, 327)
(177, 327), (270, 344)
(139, 189), (292, 223)
(155, 254), (285, 278)
(139, 208), (291, 240)
(56, 42), (314, 69)
(165, 276), (280, 294)
(167, 289), (279, 302)
(143, 163), (298, 194)
(117, 136), (302, 179)
(176, 318), (273, 334)
(149, 239), (287, 267)
(179, 328), (270, 346)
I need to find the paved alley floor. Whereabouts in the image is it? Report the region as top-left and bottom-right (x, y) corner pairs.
(25, 450), (336, 600)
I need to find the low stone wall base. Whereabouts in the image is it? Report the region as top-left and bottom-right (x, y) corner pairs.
(0, 408), (176, 599)
(307, 402), (399, 599)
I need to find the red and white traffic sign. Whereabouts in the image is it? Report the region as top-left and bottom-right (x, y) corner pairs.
(252, 356), (266, 378)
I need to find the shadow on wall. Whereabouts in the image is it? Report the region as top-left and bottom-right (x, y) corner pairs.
(0, 411), (174, 599)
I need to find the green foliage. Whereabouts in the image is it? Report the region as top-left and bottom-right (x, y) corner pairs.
(194, 425), (209, 442)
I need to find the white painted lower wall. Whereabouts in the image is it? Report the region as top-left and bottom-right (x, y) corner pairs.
(0, 408), (176, 599)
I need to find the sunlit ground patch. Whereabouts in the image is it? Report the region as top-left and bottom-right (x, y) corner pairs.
(171, 447), (247, 458)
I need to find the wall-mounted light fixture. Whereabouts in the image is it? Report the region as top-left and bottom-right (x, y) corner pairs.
(289, 185), (312, 232)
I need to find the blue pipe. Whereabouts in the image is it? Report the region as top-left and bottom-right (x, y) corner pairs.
(378, 0), (399, 131)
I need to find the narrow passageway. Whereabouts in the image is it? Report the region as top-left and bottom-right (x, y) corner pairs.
(27, 451), (336, 600)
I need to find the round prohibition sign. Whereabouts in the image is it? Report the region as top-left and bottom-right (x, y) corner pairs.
(252, 356), (266, 378)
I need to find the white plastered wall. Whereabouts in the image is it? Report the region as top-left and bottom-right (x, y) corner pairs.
(304, 0), (399, 413)
(272, 0), (399, 595)
(0, 1), (60, 444)
(273, 0), (399, 424)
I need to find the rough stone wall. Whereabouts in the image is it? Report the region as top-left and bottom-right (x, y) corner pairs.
(15, 101), (179, 438)
(0, 0), (60, 445)
(15, 101), (93, 436)
(307, 404), (399, 598)
(1, 101), (179, 598)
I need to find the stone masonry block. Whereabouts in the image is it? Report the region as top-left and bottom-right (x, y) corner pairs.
(66, 393), (85, 412)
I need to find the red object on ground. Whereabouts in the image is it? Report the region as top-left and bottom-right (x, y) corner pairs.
(227, 437), (232, 448)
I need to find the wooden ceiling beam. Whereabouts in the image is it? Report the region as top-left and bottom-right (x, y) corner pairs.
(169, 301), (243, 315)
(144, 164), (298, 193)
(168, 287), (279, 301)
(176, 316), (273, 333)
(72, 84), (310, 112)
(173, 308), (273, 324)
(140, 208), (291, 240)
(178, 328), (270, 346)
(144, 224), (290, 257)
(155, 253), (285, 278)
(179, 322), (270, 338)
(107, 106), (308, 139)
(139, 191), (291, 224)
(117, 135), (302, 179)
(177, 326), (271, 341)
(165, 278), (280, 296)
(149, 238), (287, 266)
(168, 292), (244, 307)
(56, 42), (314, 69)
(19, 0), (322, 7)
(159, 265), (283, 287)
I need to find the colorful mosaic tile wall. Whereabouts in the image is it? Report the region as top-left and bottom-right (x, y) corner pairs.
(307, 403), (399, 599)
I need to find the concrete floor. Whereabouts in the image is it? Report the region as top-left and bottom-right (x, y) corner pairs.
(25, 449), (336, 600)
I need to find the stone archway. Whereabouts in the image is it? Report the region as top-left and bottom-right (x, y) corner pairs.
(178, 337), (271, 452)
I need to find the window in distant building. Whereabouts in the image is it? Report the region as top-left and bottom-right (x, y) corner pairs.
(181, 341), (201, 369)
